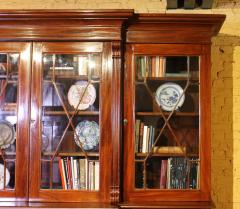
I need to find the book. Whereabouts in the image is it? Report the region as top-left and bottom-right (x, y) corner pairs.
(167, 158), (171, 189)
(58, 158), (67, 189)
(135, 119), (141, 153)
(160, 159), (168, 189)
(167, 158), (188, 189)
(94, 161), (100, 191)
(138, 122), (144, 153)
(153, 146), (186, 155)
(189, 160), (199, 189)
(88, 161), (94, 190)
(79, 158), (86, 189)
(160, 57), (166, 77)
(72, 157), (79, 190)
(63, 157), (71, 189)
(151, 57), (156, 77)
(142, 125), (148, 153)
(77, 56), (88, 76)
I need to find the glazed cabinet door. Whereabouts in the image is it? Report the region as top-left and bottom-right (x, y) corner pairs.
(123, 44), (211, 202)
(30, 42), (113, 202)
(0, 43), (31, 201)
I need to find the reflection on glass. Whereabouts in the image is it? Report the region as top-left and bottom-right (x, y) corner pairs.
(0, 53), (19, 190)
(136, 56), (199, 79)
(41, 53), (101, 190)
(134, 55), (200, 190)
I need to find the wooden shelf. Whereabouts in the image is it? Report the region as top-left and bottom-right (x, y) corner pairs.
(0, 75), (18, 79)
(136, 112), (199, 117)
(0, 110), (16, 115)
(42, 152), (99, 157)
(0, 103), (17, 113)
(136, 76), (199, 82)
(0, 80), (18, 84)
(44, 74), (100, 81)
(0, 151), (16, 156)
(43, 110), (99, 116)
(135, 153), (198, 158)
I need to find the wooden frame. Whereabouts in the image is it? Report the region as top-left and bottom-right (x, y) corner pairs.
(0, 42), (31, 202)
(0, 10), (225, 208)
(121, 14), (225, 209)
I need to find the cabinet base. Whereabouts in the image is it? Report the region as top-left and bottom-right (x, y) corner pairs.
(0, 202), (117, 208)
(118, 201), (212, 209)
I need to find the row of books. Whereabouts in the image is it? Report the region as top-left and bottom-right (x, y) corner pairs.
(136, 56), (166, 79)
(48, 55), (100, 77)
(58, 157), (99, 190)
(135, 119), (155, 153)
(135, 120), (187, 155)
(159, 158), (199, 189)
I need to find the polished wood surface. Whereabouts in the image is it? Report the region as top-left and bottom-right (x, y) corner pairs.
(0, 10), (225, 208)
(0, 42), (31, 201)
(29, 42), (115, 203)
(110, 41), (122, 204)
(119, 201), (212, 209)
(123, 44), (211, 202)
(0, 201), (117, 208)
(127, 13), (225, 44)
(0, 10), (133, 41)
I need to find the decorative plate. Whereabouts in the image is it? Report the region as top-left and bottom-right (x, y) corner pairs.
(74, 120), (99, 151)
(0, 120), (16, 149)
(155, 82), (185, 111)
(67, 81), (96, 110)
(0, 164), (10, 189)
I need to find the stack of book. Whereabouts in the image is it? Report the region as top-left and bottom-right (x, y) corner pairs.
(135, 119), (155, 153)
(136, 56), (166, 79)
(159, 157), (199, 189)
(58, 157), (99, 190)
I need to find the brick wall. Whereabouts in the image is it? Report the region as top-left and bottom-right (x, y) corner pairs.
(0, 1), (239, 209)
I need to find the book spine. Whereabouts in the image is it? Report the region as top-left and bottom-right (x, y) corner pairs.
(151, 56), (156, 77)
(155, 56), (159, 77)
(160, 159), (168, 189)
(72, 158), (79, 190)
(135, 119), (141, 153)
(89, 161), (94, 190)
(79, 158), (86, 189)
(94, 161), (100, 191)
(85, 159), (88, 189)
(139, 122), (144, 153)
(167, 158), (171, 189)
(142, 125), (148, 153)
(67, 157), (73, 189)
(63, 157), (70, 189)
(58, 158), (67, 189)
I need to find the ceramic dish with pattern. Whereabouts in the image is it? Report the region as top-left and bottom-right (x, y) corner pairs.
(0, 120), (16, 149)
(67, 81), (96, 110)
(74, 120), (99, 151)
(155, 82), (185, 111)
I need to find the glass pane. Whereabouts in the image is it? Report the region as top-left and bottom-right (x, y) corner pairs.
(134, 55), (199, 190)
(136, 56), (199, 79)
(41, 53), (101, 191)
(0, 53), (19, 190)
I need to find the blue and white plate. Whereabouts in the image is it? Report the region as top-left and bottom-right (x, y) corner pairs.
(155, 82), (185, 111)
(74, 120), (99, 151)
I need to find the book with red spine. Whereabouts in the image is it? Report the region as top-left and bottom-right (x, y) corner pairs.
(58, 158), (67, 189)
(160, 159), (168, 189)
